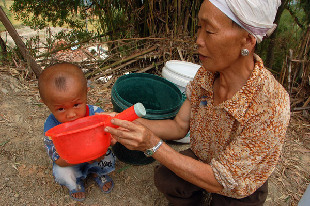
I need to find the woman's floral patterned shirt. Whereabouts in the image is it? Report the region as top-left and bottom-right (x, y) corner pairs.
(187, 54), (290, 198)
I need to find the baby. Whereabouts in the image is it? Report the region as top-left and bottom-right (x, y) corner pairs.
(39, 62), (115, 201)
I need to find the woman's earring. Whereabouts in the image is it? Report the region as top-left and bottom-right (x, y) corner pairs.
(241, 49), (249, 56)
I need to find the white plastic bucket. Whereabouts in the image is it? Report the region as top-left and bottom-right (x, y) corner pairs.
(162, 60), (200, 143)
(162, 60), (201, 93)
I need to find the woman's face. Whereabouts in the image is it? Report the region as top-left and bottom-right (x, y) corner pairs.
(196, 1), (245, 72)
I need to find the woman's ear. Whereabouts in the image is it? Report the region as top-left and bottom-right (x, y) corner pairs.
(87, 87), (90, 92)
(246, 33), (256, 51)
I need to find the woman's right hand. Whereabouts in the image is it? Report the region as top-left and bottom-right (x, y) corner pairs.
(96, 112), (119, 145)
(104, 118), (161, 152)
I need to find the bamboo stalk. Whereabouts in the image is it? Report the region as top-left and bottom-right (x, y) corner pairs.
(290, 59), (310, 63)
(178, 0), (181, 32)
(174, 0), (177, 35)
(85, 45), (157, 78)
(293, 106), (310, 111)
(136, 61), (163, 73)
(303, 96), (310, 108)
(37, 37), (171, 59)
(183, 0), (190, 34)
(165, 0), (169, 34)
(177, 47), (184, 61)
(80, 48), (98, 60)
(288, 49), (293, 94)
(101, 59), (137, 76)
(280, 57), (286, 85)
(297, 25), (310, 60)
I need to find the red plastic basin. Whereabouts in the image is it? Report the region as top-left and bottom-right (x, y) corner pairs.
(45, 115), (111, 164)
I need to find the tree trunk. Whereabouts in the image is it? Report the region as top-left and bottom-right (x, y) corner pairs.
(0, 36), (7, 63)
(0, 6), (42, 77)
(265, 0), (290, 69)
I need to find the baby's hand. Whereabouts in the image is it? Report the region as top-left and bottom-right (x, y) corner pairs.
(110, 136), (117, 146)
(87, 154), (106, 164)
(95, 112), (118, 117)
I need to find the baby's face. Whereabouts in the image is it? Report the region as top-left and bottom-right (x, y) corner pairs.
(44, 85), (88, 123)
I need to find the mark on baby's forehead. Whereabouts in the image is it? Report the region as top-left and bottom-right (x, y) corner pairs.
(54, 75), (68, 91)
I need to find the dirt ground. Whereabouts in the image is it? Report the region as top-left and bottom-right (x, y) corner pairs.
(0, 68), (309, 206)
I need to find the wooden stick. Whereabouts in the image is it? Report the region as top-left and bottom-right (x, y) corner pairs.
(106, 59), (137, 74)
(303, 96), (310, 108)
(177, 47), (184, 61)
(293, 106), (310, 111)
(137, 63), (157, 73)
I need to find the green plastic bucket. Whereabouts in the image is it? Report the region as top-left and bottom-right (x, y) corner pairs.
(111, 73), (183, 165)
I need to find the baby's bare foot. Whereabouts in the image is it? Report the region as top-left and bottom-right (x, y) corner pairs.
(93, 174), (114, 193)
(102, 181), (113, 192)
(71, 191), (85, 200)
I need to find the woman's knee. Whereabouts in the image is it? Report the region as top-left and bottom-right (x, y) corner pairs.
(154, 163), (201, 196)
(154, 164), (174, 193)
(154, 149), (200, 195)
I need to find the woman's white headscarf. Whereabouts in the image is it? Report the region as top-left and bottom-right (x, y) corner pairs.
(209, 0), (281, 43)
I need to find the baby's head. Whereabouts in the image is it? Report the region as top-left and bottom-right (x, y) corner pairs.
(39, 63), (88, 123)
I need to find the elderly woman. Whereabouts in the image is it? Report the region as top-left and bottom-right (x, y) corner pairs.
(105, 0), (290, 205)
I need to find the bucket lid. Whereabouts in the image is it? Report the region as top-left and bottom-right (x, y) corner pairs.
(112, 73), (183, 115)
(164, 60), (200, 79)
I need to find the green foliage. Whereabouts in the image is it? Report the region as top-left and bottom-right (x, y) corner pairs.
(258, 8), (304, 73)
(11, 0), (84, 29)
(11, 0), (203, 40)
(299, 0), (310, 24)
(0, 1), (16, 31)
(256, 0), (308, 73)
(276, 1), (307, 66)
(54, 29), (93, 43)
